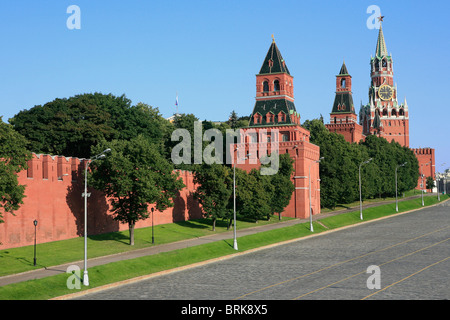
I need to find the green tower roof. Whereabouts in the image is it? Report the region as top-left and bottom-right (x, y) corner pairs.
(248, 99), (297, 127)
(258, 39), (290, 75)
(375, 23), (388, 58)
(338, 61), (349, 75)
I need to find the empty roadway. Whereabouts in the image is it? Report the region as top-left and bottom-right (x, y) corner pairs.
(74, 201), (449, 300)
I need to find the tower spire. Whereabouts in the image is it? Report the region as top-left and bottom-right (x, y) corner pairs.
(375, 16), (388, 58)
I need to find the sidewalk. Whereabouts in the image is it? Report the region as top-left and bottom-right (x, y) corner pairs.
(0, 193), (433, 287)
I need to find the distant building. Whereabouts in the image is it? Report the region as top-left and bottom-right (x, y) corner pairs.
(234, 37), (321, 219)
(325, 62), (364, 143)
(325, 19), (435, 191)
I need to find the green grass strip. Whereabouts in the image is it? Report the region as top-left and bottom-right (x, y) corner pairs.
(0, 194), (447, 300)
(0, 217), (290, 277)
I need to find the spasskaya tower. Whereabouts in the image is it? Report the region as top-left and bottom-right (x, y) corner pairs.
(359, 17), (409, 147)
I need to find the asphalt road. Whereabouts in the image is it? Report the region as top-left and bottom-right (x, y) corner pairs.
(75, 201), (449, 301)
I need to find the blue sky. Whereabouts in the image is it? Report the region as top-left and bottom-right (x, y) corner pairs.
(0, 0), (448, 170)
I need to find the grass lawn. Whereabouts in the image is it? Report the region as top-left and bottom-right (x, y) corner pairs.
(0, 193), (447, 300)
(0, 215), (292, 277)
(320, 189), (422, 213)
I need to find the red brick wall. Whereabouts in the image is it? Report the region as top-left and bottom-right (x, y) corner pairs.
(235, 125), (321, 219)
(412, 148), (435, 191)
(325, 113), (365, 144)
(0, 154), (203, 249)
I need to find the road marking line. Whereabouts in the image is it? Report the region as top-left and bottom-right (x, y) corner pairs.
(292, 238), (449, 300)
(234, 226), (449, 300)
(361, 256), (450, 300)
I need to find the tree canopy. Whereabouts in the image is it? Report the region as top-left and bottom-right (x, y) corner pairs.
(0, 118), (32, 222)
(89, 135), (185, 245)
(303, 118), (419, 209)
(10, 93), (171, 159)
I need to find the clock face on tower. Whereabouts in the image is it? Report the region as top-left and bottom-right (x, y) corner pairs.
(379, 84), (393, 101)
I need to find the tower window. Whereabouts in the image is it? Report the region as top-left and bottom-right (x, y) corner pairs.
(274, 80), (280, 91)
(399, 108), (405, 116)
(263, 81), (269, 92)
(341, 78), (346, 88)
(382, 59), (387, 67)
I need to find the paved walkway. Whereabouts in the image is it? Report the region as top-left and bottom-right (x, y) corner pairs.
(0, 193), (435, 287)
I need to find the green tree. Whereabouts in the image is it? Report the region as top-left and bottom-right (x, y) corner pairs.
(360, 135), (419, 198)
(229, 168), (271, 223)
(89, 135), (184, 245)
(193, 163), (233, 231)
(303, 119), (361, 208)
(426, 176), (435, 191)
(10, 93), (170, 158)
(0, 118), (32, 223)
(227, 110), (238, 129)
(261, 153), (295, 219)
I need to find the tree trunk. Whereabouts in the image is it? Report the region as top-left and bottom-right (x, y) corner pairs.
(227, 218), (232, 230)
(129, 222), (135, 245)
(212, 218), (216, 231)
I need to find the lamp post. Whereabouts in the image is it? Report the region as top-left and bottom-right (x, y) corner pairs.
(309, 157), (324, 232)
(436, 163), (446, 200)
(435, 172), (441, 201)
(82, 148), (110, 286)
(395, 162), (407, 212)
(151, 207), (155, 244)
(359, 158), (373, 220)
(233, 148), (250, 250)
(420, 162), (430, 206)
(33, 220), (38, 266)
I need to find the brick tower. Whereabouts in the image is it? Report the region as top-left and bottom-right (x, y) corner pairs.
(359, 19), (409, 147)
(325, 61), (364, 143)
(235, 37), (321, 219)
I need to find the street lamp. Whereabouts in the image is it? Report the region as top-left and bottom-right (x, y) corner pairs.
(82, 148), (110, 286)
(233, 148), (250, 250)
(151, 207), (155, 244)
(420, 162), (430, 206)
(359, 158), (373, 220)
(33, 220), (38, 266)
(309, 157), (324, 232)
(395, 162), (407, 212)
(436, 174), (440, 201)
(436, 163), (446, 201)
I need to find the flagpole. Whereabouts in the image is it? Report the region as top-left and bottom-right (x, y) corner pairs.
(175, 92), (179, 115)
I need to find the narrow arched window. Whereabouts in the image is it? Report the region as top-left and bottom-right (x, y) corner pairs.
(263, 81), (269, 92)
(274, 80), (280, 91)
(341, 78), (346, 88)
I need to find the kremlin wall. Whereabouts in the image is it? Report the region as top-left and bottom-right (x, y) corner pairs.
(0, 153), (203, 249)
